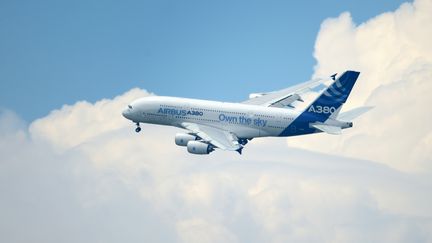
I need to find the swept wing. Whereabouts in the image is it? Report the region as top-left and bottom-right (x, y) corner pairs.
(242, 77), (330, 107)
(181, 122), (242, 151)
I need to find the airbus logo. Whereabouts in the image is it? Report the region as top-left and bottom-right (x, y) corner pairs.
(157, 108), (203, 116)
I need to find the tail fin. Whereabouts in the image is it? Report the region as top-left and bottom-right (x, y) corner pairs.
(304, 70), (360, 122)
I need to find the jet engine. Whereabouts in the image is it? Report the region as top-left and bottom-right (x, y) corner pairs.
(175, 133), (197, 146)
(187, 141), (214, 154)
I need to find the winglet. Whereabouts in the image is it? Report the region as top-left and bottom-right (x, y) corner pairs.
(331, 73), (337, 80)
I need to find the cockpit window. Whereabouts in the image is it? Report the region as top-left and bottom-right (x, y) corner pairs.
(128, 105), (132, 109)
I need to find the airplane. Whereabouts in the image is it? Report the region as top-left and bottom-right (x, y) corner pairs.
(122, 70), (371, 155)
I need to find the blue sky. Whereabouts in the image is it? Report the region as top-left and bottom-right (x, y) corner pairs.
(0, 0), (407, 121)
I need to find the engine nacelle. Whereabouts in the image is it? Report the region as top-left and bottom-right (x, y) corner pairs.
(187, 141), (214, 154)
(175, 133), (197, 146)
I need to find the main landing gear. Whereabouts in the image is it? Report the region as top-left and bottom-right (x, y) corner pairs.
(135, 122), (141, 133)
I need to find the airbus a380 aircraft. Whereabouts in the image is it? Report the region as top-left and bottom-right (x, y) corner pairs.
(122, 70), (371, 155)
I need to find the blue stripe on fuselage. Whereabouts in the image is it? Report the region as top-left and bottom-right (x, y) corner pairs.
(279, 112), (326, 136)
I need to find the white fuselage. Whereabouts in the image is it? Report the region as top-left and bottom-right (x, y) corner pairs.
(121, 70), (360, 154)
(122, 96), (306, 139)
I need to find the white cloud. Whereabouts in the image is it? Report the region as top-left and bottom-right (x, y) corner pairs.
(1, 0), (432, 242)
(1, 94), (432, 242)
(176, 218), (238, 243)
(288, 0), (432, 173)
(29, 88), (149, 151)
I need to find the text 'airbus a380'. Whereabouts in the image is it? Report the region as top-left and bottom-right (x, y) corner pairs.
(122, 70), (371, 155)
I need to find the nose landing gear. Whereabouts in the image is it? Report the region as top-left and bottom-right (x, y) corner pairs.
(135, 122), (141, 133)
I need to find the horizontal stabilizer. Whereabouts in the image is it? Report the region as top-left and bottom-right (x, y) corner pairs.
(338, 106), (373, 121)
(311, 124), (342, 135)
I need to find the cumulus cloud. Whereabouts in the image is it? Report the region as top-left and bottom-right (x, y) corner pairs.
(1, 0), (432, 242)
(288, 0), (432, 173)
(1, 86), (432, 242)
(29, 88), (149, 151)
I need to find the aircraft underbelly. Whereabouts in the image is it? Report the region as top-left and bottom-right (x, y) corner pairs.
(211, 123), (259, 139)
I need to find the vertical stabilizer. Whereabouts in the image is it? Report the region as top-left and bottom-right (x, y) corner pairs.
(304, 70), (360, 120)
(279, 70), (360, 136)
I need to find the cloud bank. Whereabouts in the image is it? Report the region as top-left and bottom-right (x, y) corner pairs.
(288, 0), (432, 173)
(2, 98), (432, 242)
(1, 0), (432, 242)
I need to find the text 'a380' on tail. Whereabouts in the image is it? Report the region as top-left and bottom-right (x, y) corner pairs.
(302, 71), (372, 135)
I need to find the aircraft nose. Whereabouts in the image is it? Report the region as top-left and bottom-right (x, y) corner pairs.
(122, 109), (130, 119)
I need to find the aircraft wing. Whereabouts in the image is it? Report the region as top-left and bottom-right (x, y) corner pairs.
(242, 77), (328, 107)
(181, 122), (242, 151)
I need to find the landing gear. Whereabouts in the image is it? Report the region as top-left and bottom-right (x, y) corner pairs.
(238, 138), (249, 145)
(236, 147), (244, 155)
(135, 122), (141, 133)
